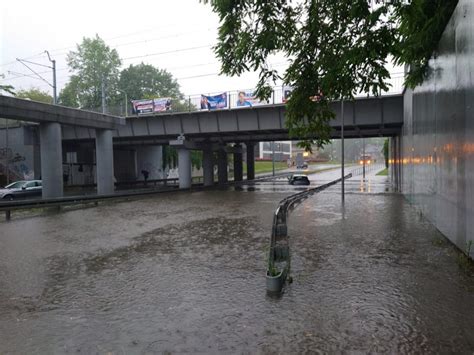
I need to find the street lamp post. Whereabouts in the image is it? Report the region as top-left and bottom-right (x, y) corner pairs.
(44, 51), (57, 104)
(341, 99), (345, 203)
(117, 89), (128, 116)
(272, 141), (276, 176)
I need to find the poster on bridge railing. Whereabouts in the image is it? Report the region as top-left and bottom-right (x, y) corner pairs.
(282, 86), (293, 103)
(132, 97), (173, 115)
(132, 99), (154, 115)
(200, 93), (227, 110)
(153, 98), (172, 112)
(235, 90), (269, 108)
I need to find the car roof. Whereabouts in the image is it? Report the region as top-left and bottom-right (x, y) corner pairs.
(292, 174), (308, 177)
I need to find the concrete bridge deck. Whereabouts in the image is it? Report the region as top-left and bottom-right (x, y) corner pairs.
(62, 94), (403, 144)
(0, 95), (124, 129)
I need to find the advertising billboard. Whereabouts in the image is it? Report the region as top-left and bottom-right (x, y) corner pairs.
(131, 99), (154, 115)
(153, 98), (172, 112)
(200, 93), (227, 110)
(132, 98), (172, 115)
(235, 90), (268, 107)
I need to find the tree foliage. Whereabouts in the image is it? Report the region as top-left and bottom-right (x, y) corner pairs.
(119, 63), (182, 101)
(0, 74), (15, 95)
(59, 36), (186, 114)
(202, 0), (458, 150)
(383, 138), (389, 168)
(59, 35), (121, 109)
(393, 0), (458, 88)
(16, 87), (53, 103)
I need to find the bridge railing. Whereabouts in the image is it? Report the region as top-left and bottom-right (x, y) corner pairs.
(78, 72), (405, 117)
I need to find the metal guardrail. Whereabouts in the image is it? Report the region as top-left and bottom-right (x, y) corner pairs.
(350, 163), (385, 177)
(266, 173), (353, 293)
(80, 74), (405, 117)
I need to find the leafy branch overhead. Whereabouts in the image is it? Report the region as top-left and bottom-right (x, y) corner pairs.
(202, 0), (458, 149)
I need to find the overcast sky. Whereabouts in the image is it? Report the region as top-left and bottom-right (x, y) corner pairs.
(0, 1), (403, 100)
(0, 0), (286, 98)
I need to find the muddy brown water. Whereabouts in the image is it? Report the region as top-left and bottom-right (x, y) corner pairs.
(0, 170), (473, 353)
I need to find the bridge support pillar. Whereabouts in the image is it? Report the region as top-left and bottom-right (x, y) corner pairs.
(95, 129), (115, 195)
(178, 148), (192, 189)
(136, 145), (163, 180)
(246, 142), (255, 180)
(39, 122), (63, 198)
(233, 144), (243, 182)
(202, 146), (214, 186)
(218, 146), (228, 184)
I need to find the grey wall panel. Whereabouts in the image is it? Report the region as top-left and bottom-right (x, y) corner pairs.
(163, 116), (182, 135)
(131, 119), (149, 137)
(117, 120), (134, 137)
(236, 110), (259, 131)
(258, 108), (282, 130)
(182, 114), (201, 134)
(217, 111), (238, 132)
(62, 126), (76, 140)
(198, 112), (219, 132)
(401, 0), (474, 258)
(147, 117), (166, 135)
(383, 97), (404, 124)
(354, 99), (381, 125)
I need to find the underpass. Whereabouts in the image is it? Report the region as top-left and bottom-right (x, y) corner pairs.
(0, 166), (473, 353)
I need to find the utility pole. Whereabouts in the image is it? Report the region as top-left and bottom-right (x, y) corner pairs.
(44, 51), (57, 104)
(101, 75), (106, 114)
(363, 137), (366, 180)
(16, 53), (56, 104)
(5, 119), (9, 185)
(117, 89), (128, 116)
(272, 141), (276, 176)
(341, 99), (345, 203)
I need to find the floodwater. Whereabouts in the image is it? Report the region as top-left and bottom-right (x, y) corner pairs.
(1, 167), (473, 353)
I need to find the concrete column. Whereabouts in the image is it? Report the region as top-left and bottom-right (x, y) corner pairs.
(39, 122), (63, 198)
(218, 147), (228, 184)
(178, 148), (191, 189)
(136, 145), (163, 180)
(233, 144), (243, 182)
(246, 142), (255, 180)
(95, 129), (114, 195)
(202, 147), (214, 186)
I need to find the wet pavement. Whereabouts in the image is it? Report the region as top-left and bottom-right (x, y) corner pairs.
(1, 167), (473, 353)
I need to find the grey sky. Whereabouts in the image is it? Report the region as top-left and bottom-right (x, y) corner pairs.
(0, 0), (280, 98)
(0, 1), (403, 99)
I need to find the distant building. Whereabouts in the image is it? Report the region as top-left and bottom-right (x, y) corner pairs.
(256, 141), (292, 161)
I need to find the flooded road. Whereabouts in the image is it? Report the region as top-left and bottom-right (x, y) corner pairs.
(1, 167), (473, 353)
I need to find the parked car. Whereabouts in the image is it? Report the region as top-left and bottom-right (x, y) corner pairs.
(0, 180), (42, 200)
(288, 174), (310, 186)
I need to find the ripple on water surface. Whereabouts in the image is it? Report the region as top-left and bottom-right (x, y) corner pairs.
(0, 185), (473, 353)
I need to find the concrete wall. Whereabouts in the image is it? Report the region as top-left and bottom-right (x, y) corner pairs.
(401, 0), (474, 258)
(0, 124), (39, 182)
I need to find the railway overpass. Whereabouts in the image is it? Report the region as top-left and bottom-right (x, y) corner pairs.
(60, 94), (403, 189)
(0, 95), (124, 198)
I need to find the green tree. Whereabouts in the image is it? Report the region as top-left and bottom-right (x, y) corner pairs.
(58, 76), (81, 107)
(0, 74), (15, 95)
(383, 138), (389, 169)
(202, 0), (457, 150)
(16, 87), (53, 103)
(59, 34), (121, 109)
(119, 63), (182, 101)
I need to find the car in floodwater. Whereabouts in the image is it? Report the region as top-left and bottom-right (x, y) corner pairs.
(0, 180), (42, 200)
(288, 174), (310, 186)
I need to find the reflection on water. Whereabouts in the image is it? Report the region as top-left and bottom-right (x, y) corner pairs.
(0, 170), (473, 353)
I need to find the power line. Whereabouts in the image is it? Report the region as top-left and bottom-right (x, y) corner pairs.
(0, 25), (215, 68)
